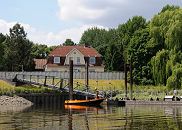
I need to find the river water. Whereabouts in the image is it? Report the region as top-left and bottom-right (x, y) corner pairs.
(0, 104), (182, 130)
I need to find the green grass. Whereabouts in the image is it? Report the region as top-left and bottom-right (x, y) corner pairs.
(0, 80), (55, 95)
(0, 79), (179, 100)
(14, 85), (53, 94)
(0, 80), (15, 95)
(73, 79), (124, 91)
(114, 85), (182, 100)
(72, 79), (179, 100)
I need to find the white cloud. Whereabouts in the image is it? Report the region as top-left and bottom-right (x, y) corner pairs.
(0, 19), (35, 35)
(58, 0), (107, 21)
(0, 19), (107, 46)
(57, 0), (182, 27)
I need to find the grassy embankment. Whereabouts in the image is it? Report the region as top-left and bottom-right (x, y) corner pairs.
(0, 79), (179, 100)
(0, 80), (53, 95)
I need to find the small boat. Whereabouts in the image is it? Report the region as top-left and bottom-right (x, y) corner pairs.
(64, 98), (105, 106)
(65, 60), (104, 107)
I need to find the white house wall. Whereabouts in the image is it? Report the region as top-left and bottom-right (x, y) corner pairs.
(64, 49), (85, 65)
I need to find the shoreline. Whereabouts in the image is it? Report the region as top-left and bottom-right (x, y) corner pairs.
(126, 100), (182, 105)
(104, 99), (182, 106)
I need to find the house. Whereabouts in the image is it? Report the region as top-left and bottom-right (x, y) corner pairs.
(34, 59), (47, 71)
(45, 45), (104, 72)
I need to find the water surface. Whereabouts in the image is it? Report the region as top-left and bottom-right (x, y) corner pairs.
(0, 105), (182, 130)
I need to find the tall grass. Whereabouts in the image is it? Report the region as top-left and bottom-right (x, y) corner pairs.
(0, 80), (15, 95)
(73, 79), (124, 91)
(0, 80), (54, 95)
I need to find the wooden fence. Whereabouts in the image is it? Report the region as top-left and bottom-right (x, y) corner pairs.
(0, 71), (124, 80)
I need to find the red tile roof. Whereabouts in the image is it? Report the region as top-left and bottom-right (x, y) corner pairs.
(34, 59), (47, 69)
(49, 45), (101, 57)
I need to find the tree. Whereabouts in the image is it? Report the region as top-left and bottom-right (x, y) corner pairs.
(117, 16), (147, 61)
(63, 39), (75, 46)
(127, 28), (154, 85)
(166, 21), (182, 51)
(104, 29), (124, 71)
(160, 4), (179, 13)
(79, 27), (108, 48)
(10, 23), (27, 39)
(149, 5), (182, 87)
(151, 49), (169, 85)
(167, 65), (182, 89)
(31, 44), (51, 59)
(0, 33), (6, 70)
(4, 23), (34, 71)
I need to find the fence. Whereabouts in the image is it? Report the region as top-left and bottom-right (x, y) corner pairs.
(0, 71), (124, 80)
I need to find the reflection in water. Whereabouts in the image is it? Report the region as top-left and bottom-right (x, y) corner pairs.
(68, 108), (72, 130)
(65, 105), (103, 130)
(0, 105), (182, 129)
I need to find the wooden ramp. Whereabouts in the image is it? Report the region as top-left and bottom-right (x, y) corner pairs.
(13, 74), (103, 98)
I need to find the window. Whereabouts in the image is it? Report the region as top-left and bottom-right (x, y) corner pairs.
(54, 57), (60, 64)
(69, 57), (73, 61)
(77, 57), (80, 64)
(89, 57), (96, 64)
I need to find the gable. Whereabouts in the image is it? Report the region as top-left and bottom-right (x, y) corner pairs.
(64, 48), (85, 65)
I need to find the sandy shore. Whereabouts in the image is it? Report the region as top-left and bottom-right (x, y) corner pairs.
(0, 95), (33, 112)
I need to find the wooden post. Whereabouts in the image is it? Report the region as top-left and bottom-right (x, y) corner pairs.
(52, 76), (55, 85)
(60, 79), (63, 89)
(44, 76), (47, 86)
(85, 58), (89, 100)
(124, 63), (127, 99)
(130, 58), (133, 100)
(69, 60), (73, 100)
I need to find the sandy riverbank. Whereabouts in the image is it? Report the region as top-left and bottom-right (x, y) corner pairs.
(0, 95), (33, 112)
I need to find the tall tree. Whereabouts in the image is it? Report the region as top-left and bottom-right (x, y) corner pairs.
(127, 28), (154, 85)
(79, 27), (108, 48)
(151, 49), (169, 85)
(149, 5), (182, 87)
(104, 29), (124, 71)
(0, 33), (6, 70)
(63, 39), (75, 46)
(4, 23), (34, 71)
(117, 16), (147, 61)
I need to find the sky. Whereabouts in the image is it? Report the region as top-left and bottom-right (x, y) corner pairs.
(0, 0), (181, 46)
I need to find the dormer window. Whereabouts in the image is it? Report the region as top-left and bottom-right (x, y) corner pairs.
(89, 57), (95, 64)
(54, 57), (60, 64)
